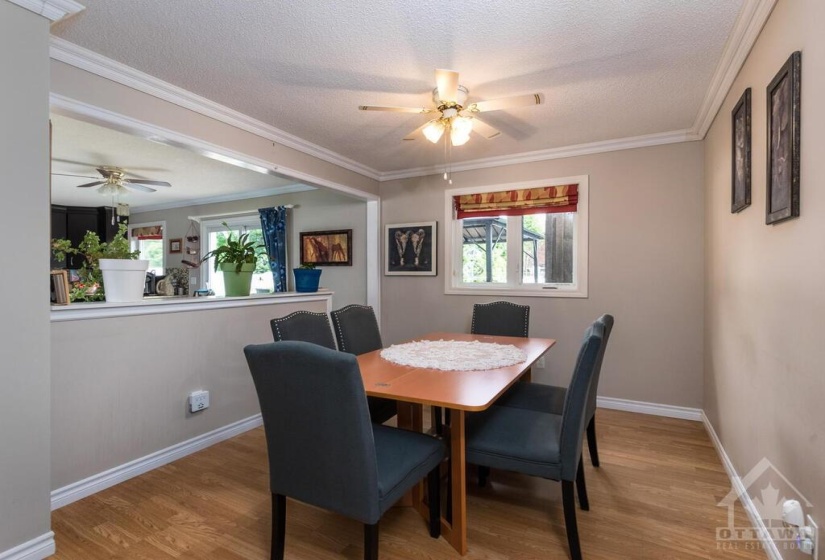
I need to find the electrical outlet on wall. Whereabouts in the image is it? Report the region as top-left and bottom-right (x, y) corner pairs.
(536, 356), (546, 369)
(189, 390), (209, 413)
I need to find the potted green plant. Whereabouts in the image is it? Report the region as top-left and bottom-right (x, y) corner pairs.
(293, 262), (322, 293)
(201, 222), (261, 297)
(52, 223), (148, 303)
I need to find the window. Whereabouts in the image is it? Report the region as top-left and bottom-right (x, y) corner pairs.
(200, 216), (273, 296)
(445, 176), (588, 297)
(129, 221), (165, 275)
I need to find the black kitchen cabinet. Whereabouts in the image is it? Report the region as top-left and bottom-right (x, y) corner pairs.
(51, 205), (127, 269)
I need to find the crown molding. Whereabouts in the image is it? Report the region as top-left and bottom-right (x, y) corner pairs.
(9, 0), (83, 22)
(378, 129), (700, 181)
(691, 0), (777, 138)
(49, 37), (382, 181)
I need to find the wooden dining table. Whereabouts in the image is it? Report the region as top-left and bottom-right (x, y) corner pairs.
(356, 331), (556, 555)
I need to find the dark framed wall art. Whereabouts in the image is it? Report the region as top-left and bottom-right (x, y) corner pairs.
(385, 221), (436, 276)
(731, 88), (751, 213)
(300, 229), (352, 266)
(766, 51), (801, 225)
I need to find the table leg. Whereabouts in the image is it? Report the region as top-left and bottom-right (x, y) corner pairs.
(396, 402), (423, 507)
(441, 408), (467, 555)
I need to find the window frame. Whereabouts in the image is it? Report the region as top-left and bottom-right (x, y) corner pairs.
(444, 175), (589, 298)
(199, 214), (272, 295)
(128, 220), (166, 275)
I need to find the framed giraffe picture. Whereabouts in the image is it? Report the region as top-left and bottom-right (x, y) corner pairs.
(300, 229), (352, 266)
(385, 221), (437, 276)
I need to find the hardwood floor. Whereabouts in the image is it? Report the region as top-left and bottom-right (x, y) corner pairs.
(51, 409), (767, 559)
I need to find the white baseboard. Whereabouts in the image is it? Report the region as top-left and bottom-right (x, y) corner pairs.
(596, 396), (703, 421)
(51, 414), (262, 510)
(701, 412), (782, 560)
(0, 532), (55, 560)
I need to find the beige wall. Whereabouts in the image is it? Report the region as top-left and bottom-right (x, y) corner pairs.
(0, 1), (53, 554)
(133, 188), (369, 308)
(380, 141), (705, 407)
(51, 297), (330, 490)
(704, 0), (825, 544)
(50, 60), (380, 197)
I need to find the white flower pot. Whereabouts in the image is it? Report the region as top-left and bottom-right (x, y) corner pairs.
(99, 259), (149, 303)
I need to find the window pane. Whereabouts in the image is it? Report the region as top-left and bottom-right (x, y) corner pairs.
(521, 215), (544, 284)
(139, 239), (164, 275)
(460, 217), (508, 283)
(205, 224), (272, 296)
(545, 213), (575, 283)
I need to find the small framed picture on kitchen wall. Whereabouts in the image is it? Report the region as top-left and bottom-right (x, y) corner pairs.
(385, 222), (436, 276)
(169, 238), (182, 253)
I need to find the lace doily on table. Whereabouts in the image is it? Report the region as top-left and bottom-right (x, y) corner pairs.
(380, 340), (527, 371)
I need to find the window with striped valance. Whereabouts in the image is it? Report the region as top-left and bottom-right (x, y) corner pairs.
(453, 184), (578, 219)
(130, 225), (163, 240)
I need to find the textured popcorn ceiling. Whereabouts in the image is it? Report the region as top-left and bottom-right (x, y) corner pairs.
(52, 0), (744, 174)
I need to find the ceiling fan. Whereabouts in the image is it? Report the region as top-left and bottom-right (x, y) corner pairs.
(52, 166), (172, 195)
(359, 69), (543, 147)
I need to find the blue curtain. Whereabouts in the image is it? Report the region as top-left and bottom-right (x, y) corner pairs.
(258, 206), (288, 292)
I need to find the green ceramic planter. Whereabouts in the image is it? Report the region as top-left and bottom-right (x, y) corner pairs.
(219, 262), (255, 297)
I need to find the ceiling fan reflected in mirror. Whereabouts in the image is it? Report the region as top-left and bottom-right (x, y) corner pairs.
(52, 166), (172, 195)
(359, 69), (543, 148)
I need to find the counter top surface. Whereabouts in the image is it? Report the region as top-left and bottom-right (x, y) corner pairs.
(51, 290), (333, 321)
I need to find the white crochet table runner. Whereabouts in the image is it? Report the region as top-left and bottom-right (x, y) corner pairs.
(380, 339), (527, 371)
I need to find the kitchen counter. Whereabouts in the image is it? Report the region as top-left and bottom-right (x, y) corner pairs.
(50, 290), (333, 322)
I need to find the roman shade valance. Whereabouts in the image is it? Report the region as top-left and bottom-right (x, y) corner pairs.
(130, 225), (163, 240)
(454, 184), (578, 218)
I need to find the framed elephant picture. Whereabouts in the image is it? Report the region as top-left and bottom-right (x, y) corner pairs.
(385, 222), (436, 276)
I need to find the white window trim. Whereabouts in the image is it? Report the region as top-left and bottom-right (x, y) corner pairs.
(128, 220), (166, 273)
(199, 213), (261, 291)
(444, 175), (589, 298)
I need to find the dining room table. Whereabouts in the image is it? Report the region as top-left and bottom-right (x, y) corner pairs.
(356, 331), (556, 555)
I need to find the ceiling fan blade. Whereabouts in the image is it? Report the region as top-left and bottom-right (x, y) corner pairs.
(435, 69), (459, 102)
(51, 172), (99, 179)
(470, 117), (502, 140)
(402, 121), (432, 141)
(123, 183), (157, 193)
(124, 179), (171, 187)
(76, 181), (105, 188)
(466, 93), (543, 113)
(96, 167), (114, 177)
(358, 105), (434, 113)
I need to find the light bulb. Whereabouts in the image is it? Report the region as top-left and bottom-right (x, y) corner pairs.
(450, 117), (473, 146)
(423, 120), (445, 143)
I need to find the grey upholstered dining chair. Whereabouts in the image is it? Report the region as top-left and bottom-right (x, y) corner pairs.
(464, 318), (607, 560)
(244, 341), (445, 560)
(434, 301), (531, 435)
(471, 300), (530, 337)
(330, 304), (397, 424)
(270, 310), (336, 349)
(494, 314), (614, 468)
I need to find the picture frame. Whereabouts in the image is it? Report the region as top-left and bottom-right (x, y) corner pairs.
(731, 88), (751, 213)
(51, 269), (70, 305)
(385, 221), (437, 276)
(169, 238), (182, 253)
(766, 51), (801, 225)
(300, 229), (352, 266)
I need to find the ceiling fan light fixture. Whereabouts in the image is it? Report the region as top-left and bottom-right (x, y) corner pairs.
(423, 120), (445, 144)
(450, 116), (473, 146)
